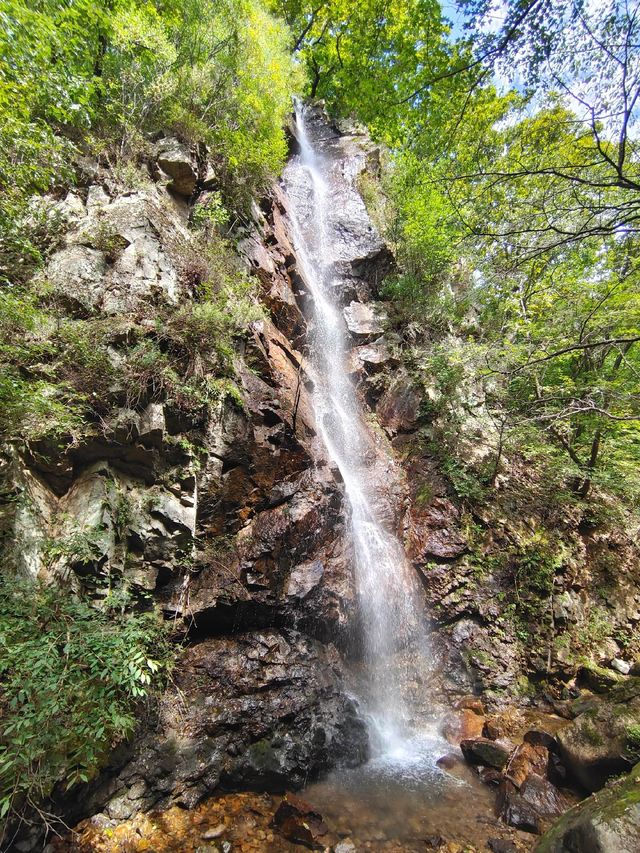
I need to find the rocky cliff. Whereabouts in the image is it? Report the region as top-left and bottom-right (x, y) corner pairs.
(3, 109), (640, 853)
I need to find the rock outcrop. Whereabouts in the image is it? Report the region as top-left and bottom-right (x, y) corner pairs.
(1, 107), (398, 848)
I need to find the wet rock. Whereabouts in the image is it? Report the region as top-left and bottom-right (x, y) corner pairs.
(272, 792), (328, 848)
(442, 708), (485, 745)
(63, 631), (368, 824)
(478, 767), (504, 786)
(454, 696), (485, 715)
(460, 737), (512, 769)
(505, 741), (549, 787)
(286, 559), (325, 600)
(520, 774), (563, 818)
(436, 753), (464, 770)
(498, 782), (543, 834)
(547, 753), (569, 787)
(535, 761), (640, 852)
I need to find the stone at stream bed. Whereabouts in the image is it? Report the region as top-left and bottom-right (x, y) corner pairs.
(460, 737), (512, 769)
(201, 823), (226, 839)
(333, 841), (356, 853)
(535, 761), (640, 853)
(488, 840), (518, 853)
(498, 782), (544, 834)
(520, 774), (564, 818)
(271, 792), (328, 848)
(437, 753), (464, 771)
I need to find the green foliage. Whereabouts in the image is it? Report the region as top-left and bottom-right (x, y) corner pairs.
(0, 576), (173, 824)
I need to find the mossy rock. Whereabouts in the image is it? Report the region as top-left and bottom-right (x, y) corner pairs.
(557, 685), (640, 791)
(535, 762), (640, 852)
(578, 664), (626, 694)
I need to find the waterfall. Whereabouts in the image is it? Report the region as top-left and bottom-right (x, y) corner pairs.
(282, 103), (434, 759)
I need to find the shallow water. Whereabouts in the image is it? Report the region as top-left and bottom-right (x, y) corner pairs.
(302, 729), (528, 851)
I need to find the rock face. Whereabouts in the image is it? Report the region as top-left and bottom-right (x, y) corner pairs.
(1, 109), (401, 845)
(66, 631), (367, 824)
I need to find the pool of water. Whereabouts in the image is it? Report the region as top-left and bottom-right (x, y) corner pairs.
(302, 725), (532, 851)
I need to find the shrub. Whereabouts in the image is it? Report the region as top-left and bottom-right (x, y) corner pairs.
(0, 576), (173, 828)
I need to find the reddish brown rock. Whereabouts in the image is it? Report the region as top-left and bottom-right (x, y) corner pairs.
(407, 497), (467, 562)
(504, 741), (549, 788)
(455, 695), (486, 715)
(442, 709), (485, 745)
(497, 781), (543, 835)
(376, 376), (422, 435)
(272, 792), (328, 848)
(519, 773), (563, 817)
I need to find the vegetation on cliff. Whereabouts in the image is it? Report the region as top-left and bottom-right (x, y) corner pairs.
(0, 0), (639, 845)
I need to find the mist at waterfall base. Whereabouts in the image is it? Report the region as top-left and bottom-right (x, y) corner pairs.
(282, 104), (471, 833)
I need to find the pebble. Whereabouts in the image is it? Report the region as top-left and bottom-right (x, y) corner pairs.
(202, 824), (226, 840)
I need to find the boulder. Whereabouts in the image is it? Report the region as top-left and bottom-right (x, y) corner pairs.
(460, 737), (512, 769)
(505, 741), (550, 787)
(578, 664), (625, 694)
(442, 708), (485, 745)
(499, 782), (544, 834)
(156, 138), (198, 197)
(556, 679), (640, 791)
(611, 659), (631, 675)
(535, 762), (640, 852)
(436, 753), (464, 771)
(520, 774), (564, 818)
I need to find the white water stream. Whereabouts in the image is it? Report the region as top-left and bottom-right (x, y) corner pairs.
(283, 103), (438, 762)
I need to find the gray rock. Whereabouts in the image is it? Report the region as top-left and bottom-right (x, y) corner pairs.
(610, 658), (631, 675)
(287, 560), (324, 599)
(156, 138), (198, 197)
(334, 841), (357, 853)
(202, 824), (226, 840)
(343, 301), (386, 337)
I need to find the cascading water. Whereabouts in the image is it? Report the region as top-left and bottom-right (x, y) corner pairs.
(282, 102), (437, 761)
